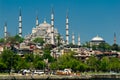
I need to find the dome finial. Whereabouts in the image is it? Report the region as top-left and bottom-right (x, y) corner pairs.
(44, 18), (46, 23)
(96, 34), (99, 37)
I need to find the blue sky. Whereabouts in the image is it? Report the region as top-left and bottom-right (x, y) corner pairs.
(0, 0), (120, 45)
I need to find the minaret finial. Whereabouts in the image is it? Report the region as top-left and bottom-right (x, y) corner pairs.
(44, 18), (46, 23)
(66, 9), (69, 18)
(4, 21), (7, 27)
(51, 5), (54, 14)
(36, 12), (38, 19)
(36, 11), (39, 27)
(97, 34), (99, 37)
(19, 7), (21, 16)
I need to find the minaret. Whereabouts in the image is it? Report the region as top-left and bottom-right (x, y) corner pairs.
(51, 7), (55, 45)
(72, 32), (75, 45)
(4, 22), (7, 41)
(19, 8), (22, 37)
(36, 15), (39, 28)
(114, 33), (116, 44)
(66, 11), (69, 45)
(78, 34), (81, 46)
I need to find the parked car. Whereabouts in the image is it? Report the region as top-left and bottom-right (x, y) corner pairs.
(21, 69), (31, 75)
(34, 70), (44, 75)
(23, 69), (30, 73)
(56, 68), (72, 75)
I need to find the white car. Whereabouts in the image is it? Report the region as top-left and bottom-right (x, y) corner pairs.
(34, 70), (44, 75)
(23, 69), (31, 73)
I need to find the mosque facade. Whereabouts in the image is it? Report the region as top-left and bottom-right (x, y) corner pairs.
(25, 20), (59, 44)
(24, 8), (60, 45)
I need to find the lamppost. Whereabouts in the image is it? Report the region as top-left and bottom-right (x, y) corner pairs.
(10, 54), (13, 75)
(44, 59), (48, 74)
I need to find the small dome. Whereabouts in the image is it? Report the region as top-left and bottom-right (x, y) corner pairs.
(91, 35), (104, 41)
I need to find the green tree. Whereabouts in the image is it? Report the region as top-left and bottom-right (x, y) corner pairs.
(14, 35), (24, 43)
(0, 62), (7, 72)
(5, 35), (24, 44)
(67, 59), (86, 71)
(86, 56), (99, 72)
(56, 34), (62, 46)
(24, 53), (34, 62)
(42, 53), (54, 62)
(111, 44), (120, 51)
(92, 45), (98, 50)
(33, 54), (43, 62)
(76, 63), (88, 72)
(34, 61), (45, 69)
(0, 49), (27, 72)
(100, 57), (110, 72)
(82, 42), (90, 48)
(53, 51), (87, 71)
(109, 57), (120, 72)
(17, 58), (30, 70)
(6, 36), (16, 44)
(11, 54), (22, 72)
(33, 37), (44, 46)
(43, 44), (55, 62)
(98, 42), (111, 51)
(50, 62), (58, 70)
(1, 49), (14, 71)
(0, 38), (5, 43)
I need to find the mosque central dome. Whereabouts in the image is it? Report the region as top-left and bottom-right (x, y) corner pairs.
(90, 35), (105, 46)
(38, 20), (51, 29)
(91, 35), (104, 41)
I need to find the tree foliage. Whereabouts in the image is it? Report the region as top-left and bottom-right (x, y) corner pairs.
(33, 37), (44, 46)
(43, 44), (55, 62)
(98, 42), (111, 51)
(50, 51), (89, 72)
(86, 56), (99, 72)
(100, 57), (110, 71)
(0, 38), (5, 43)
(0, 49), (120, 73)
(111, 44), (120, 51)
(1, 49), (14, 70)
(5, 35), (24, 44)
(14, 35), (24, 43)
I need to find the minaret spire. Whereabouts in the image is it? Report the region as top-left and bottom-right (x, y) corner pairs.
(66, 10), (69, 45)
(114, 32), (116, 44)
(51, 6), (55, 45)
(19, 8), (22, 37)
(78, 34), (81, 46)
(36, 14), (39, 28)
(72, 32), (75, 45)
(4, 22), (7, 41)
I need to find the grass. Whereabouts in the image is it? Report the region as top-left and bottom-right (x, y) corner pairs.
(0, 73), (9, 75)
